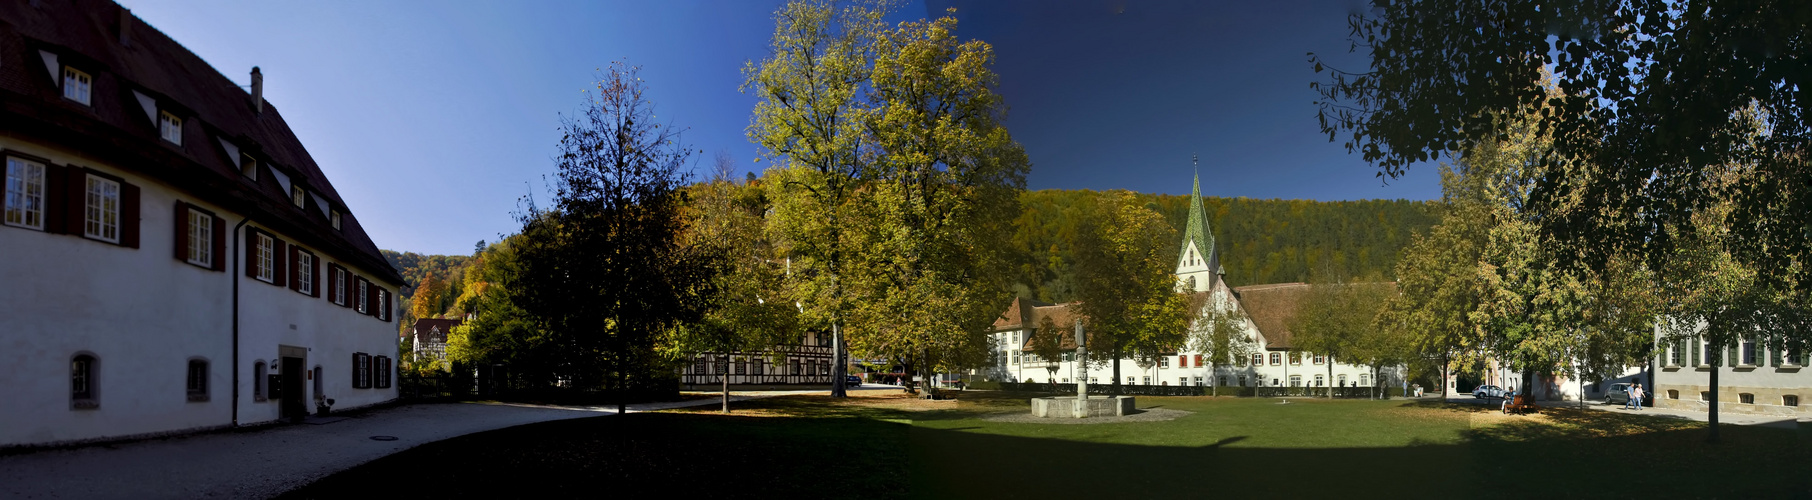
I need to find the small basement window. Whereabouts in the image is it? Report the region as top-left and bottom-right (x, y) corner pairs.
(71, 354), (98, 409)
(1739, 393), (1755, 404)
(1668, 390), (1679, 400)
(186, 359), (209, 402)
(1700, 391), (1711, 402)
(1785, 395), (1800, 407)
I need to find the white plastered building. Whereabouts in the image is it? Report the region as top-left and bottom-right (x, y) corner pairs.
(0, 0), (404, 448)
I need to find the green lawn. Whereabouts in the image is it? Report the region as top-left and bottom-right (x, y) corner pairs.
(281, 393), (1812, 499)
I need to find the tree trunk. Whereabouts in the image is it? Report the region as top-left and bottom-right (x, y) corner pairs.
(830, 323), (847, 398)
(1708, 349), (1721, 443)
(721, 355), (730, 414)
(1442, 352), (1450, 401)
(1210, 362), (1217, 397)
(1327, 360), (1334, 399)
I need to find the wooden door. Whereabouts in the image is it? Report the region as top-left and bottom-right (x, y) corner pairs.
(281, 356), (306, 419)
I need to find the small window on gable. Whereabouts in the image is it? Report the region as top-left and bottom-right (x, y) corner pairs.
(159, 111), (183, 145)
(240, 153), (258, 181)
(63, 66), (91, 105)
(291, 185), (305, 209)
(4, 157), (46, 230)
(330, 210), (342, 230)
(186, 359), (209, 402)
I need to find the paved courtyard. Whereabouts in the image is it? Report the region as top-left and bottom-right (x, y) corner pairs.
(0, 394), (792, 500)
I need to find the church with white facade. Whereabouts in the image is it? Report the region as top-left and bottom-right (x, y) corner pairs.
(981, 174), (1402, 391)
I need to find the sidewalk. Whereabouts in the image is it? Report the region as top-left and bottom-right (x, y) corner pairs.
(1431, 393), (1809, 430)
(0, 396), (762, 500)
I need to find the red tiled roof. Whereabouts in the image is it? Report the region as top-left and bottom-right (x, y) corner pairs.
(0, 0), (401, 284)
(410, 318), (463, 343)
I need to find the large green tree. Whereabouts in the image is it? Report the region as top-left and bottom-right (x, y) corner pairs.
(1071, 191), (1193, 390)
(1291, 266), (1398, 399)
(745, 0), (890, 397)
(511, 62), (717, 413)
(674, 158), (803, 413)
(749, 1), (1026, 394)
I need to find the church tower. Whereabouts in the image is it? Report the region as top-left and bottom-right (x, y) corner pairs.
(1176, 170), (1220, 293)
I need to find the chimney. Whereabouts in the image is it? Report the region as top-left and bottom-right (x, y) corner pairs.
(118, 8), (132, 46)
(250, 66), (264, 114)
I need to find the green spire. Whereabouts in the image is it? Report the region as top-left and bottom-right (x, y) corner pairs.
(1179, 168), (1216, 271)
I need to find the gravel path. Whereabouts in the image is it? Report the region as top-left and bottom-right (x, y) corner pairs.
(983, 408), (1193, 424)
(0, 398), (753, 500)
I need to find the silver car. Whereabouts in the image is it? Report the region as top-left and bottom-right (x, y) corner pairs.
(1605, 383), (1632, 405)
(1472, 385), (1506, 398)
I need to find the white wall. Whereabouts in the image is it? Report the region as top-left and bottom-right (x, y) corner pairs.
(0, 137), (397, 447)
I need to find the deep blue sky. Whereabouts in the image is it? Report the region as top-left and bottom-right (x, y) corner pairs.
(121, 0), (1435, 256)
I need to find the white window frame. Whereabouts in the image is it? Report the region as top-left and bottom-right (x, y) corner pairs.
(1313, 354), (1327, 365)
(291, 185), (305, 209)
(330, 210), (341, 230)
(296, 252), (314, 295)
(187, 210), (213, 267)
(240, 153), (259, 180)
(256, 233), (274, 283)
(159, 111), (183, 145)
(62, 67), (91, 105)
(356, 281), (369, 314)
(83, 175), (119, 243)
(1741, 336), (1757, 366)
(1269, 352), (1281, 366)
(333, 267), (347, 305)
(4, 157), (46, 230)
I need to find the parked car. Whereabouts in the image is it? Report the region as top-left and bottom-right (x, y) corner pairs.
(1604, 382), (1632, 405)
(845, 375), (862, 387)
(1472, 385), (1506, 398)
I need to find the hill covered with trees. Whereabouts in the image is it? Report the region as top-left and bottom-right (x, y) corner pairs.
(1008, 189), (1437, 302)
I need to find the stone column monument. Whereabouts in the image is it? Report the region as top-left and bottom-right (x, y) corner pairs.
(1074, 320), (1087, 418)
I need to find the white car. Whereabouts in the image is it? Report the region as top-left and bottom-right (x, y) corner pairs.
(1472, 385), (1507, 398)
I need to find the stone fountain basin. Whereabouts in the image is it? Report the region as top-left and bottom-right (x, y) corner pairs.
(1029, 395), (1136, 418)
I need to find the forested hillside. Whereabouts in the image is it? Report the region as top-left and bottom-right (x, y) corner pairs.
(381, 249), (474, 335)
(1008, 189), (1438, 302)
(382, 191), (1437, 322)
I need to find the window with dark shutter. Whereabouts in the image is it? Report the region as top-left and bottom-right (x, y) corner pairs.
(246, 230), (261, 280)
(271, 238), (287, 287)
(173, 201), (189, 261)
(375, 356), (391, 388)
(309, 255), (321, 298)
(119, 182), (139, 249)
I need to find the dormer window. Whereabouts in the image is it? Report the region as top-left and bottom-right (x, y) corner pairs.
(240, 153), (258, 181)
(159, 111), (183, 145)
(330, 210), (341, 230)
(291, 185), (305, 208)
(62, 67), (91, 105)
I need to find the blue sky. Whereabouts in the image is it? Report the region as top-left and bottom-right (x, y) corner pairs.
(122, 0), (1437, 256)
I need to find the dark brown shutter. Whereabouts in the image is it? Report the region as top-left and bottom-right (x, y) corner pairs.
(119, 182), (139, 248)
(42, 165), (67, 234)
(288, 245), (300, 291)
(351, 353), (361, 389)
(310, 254), (321, 297)
(173, 201), (190, 261)
(245, 230), (259, 278)
(325, 264), (338, 303)
(211, 215), (226, 271)
(64, 168), (86, 235)
(272, 239), (287, 287)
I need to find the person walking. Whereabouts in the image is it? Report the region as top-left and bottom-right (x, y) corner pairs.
(1631, 383), (1645, 411)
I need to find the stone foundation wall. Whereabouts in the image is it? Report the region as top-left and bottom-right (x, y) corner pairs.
(1653, 384), (1809, 417)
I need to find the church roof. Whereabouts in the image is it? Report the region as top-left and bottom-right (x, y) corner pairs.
(1180, 172), (1218, 270)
